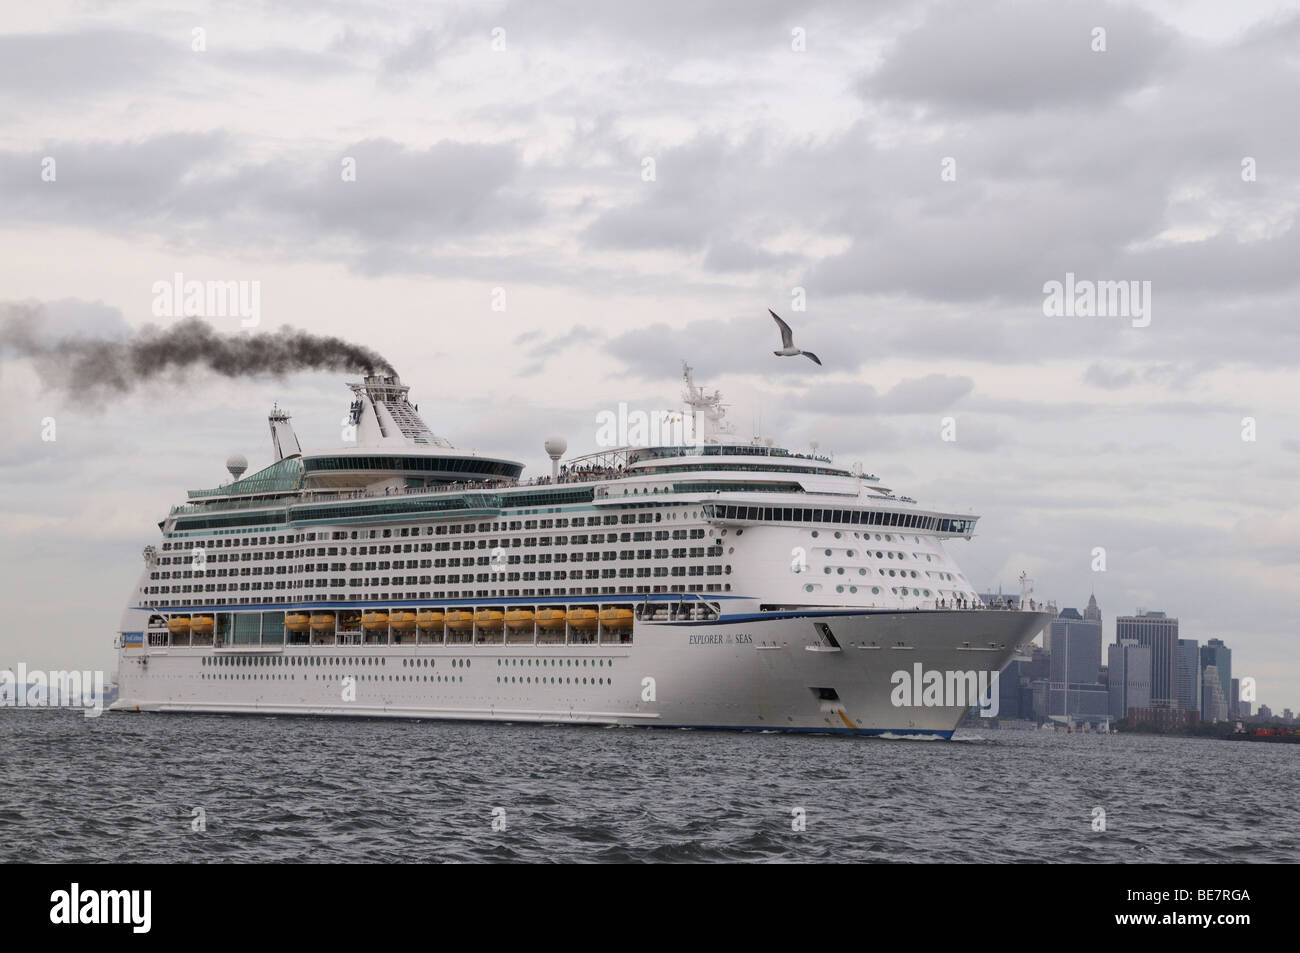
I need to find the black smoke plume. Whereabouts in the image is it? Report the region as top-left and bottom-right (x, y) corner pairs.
(0, 305), (394, 398)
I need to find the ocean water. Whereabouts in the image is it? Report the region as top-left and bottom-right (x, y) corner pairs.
(2, 709), (1296, 863)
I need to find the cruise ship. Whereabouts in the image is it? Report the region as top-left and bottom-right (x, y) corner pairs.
(113, 364), (1050, 736)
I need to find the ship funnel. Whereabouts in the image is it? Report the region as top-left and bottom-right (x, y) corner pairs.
(269, 404), (302, 461)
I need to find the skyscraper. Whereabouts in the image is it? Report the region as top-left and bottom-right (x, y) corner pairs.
(1201, 639), (1231, 721)
(1047, 603), (1104, 722)
(1083, 592), (1101, 623)
(1202, 666), (1229, 723)
(1108, 639), (1152, 721)
(1175, 638), (1201, 713)
(1116, 612), (1178, 708)
(1049, 608), (1102, 686)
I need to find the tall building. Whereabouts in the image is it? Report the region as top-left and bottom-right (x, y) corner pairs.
(1046, 604), (1104, 722)
(1201, 639), (1231, 720)
(1201, 666), (1229, 723)
(1049, 608), (1102, 686)
(1230, 678), (1240, 719)
(1108, 639), (1152, 721)
(1117, 611), (1178, 707)
(1175, 638), (1201, 712)
(1258, 704), (1272, 721)
(1083, 592), (1101, 623)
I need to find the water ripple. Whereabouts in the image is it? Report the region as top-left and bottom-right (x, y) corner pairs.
(0, 711), (1296, 862)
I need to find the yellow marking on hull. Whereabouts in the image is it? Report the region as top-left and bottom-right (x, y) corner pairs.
(837, 709), (856, 730)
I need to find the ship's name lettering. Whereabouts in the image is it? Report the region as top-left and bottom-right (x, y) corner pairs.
(688, 633), (752, 645)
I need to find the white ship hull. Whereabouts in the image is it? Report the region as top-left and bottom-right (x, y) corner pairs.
(113, 608), (1050, 737)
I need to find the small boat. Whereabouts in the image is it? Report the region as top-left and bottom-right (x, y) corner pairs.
(389, 611), (417, 632)
(474, 609), (505, 630)
(535, 608), (567, 630)
(190, 615), (214, 635)
(167, 616), (191, 635)
(567, 608), (598, 630)
(445, 610), (474, 631)
(286, 613), (312, 632)
(310, 613), (336, 632)
(360, 611), (389, 631)
(416, 610), (445, 630)
(504, 609), (535, 629)
(598, 607), (633, 629)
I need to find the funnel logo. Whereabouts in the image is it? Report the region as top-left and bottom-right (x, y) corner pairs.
(890, 665), (1000, 717)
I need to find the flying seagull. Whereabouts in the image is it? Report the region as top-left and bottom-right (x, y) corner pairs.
(769, 309), (821, 365)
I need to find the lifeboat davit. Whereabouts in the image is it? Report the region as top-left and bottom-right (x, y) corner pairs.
(389, 611), (417, 632)
(167, 616), (191, 635)
(567, 608), (598, 630)
(416, 610), (445, 630)
(504, 609), (534, 629)
(598, 607), (633, 629)
(361, 611), (389, 631)
(310, 613), (336, 632)
(535, 608), (567, 630)
(286, 613), (311, 633)
(445, 610), (474, 631)
(474, 609), (504, 630)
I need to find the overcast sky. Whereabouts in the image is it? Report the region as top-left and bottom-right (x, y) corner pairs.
(2, 0), (1298, 712)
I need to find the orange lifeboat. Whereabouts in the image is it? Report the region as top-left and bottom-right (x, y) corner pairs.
(504, 609), (534, 630)
(567, 609), (598, 631)
(389, 611), (417, 632)
(167, 616), (191, 635)
(310, 613), (336, 632)
(535, 608), (567, 630)
(598, 607), (633, 630)
(474, 609), (504, 631)
(445, 610), (474, 632)
(286, 613), (311, 633)
(416, 610), (445, 630)
(190, 615), (214, 635)
(361, 611), (389, 631)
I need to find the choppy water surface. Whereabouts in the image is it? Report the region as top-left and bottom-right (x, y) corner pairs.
(2, 710), (1296, 862)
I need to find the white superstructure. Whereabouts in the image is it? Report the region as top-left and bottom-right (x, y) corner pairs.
(113, 367), (1050, 736)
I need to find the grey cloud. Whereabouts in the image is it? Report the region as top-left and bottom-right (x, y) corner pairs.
(0, 29), (177, 101)
(0, 134), (540, 265)
(864, 0), (1178, 114)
